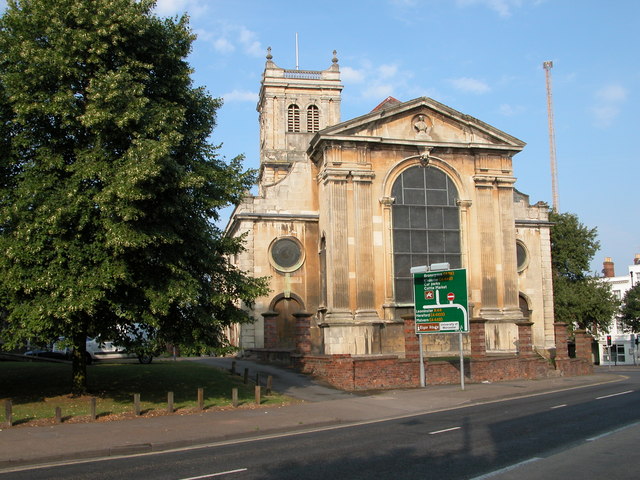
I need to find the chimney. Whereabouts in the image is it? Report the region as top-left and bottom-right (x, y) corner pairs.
(635, 254), (640, 265)
(602, 257), (615, 277)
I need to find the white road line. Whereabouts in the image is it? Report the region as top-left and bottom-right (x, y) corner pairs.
(550, 404), (567, 409)
(180, 468), (248, 480)
(596, 390), (633, 400)
(428, 426), (461, 435)
(586, 420), (640, 442)
(469, 457), (541, 480)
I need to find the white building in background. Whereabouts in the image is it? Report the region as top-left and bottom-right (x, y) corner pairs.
(598, 254), (640, 365)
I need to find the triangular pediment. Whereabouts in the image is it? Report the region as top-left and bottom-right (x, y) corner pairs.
(311, 97), (525, 151)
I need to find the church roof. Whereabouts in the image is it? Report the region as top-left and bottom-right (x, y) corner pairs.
(371, 96), (402, 112)
(308, 96), (526, 157)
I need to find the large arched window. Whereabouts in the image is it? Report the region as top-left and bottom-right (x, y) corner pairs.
(287, 104), (300, 132)
(391, 165), (461, 303)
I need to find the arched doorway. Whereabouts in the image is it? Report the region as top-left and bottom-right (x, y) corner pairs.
(271, 296), (302, 348)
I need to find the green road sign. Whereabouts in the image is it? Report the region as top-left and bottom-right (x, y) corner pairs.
(413, 268), (468, 334)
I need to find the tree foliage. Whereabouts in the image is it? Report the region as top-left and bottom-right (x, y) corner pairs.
(620, 284), (640, 332)
(549, 211), (618, 333)
(0, 0), (268, 393)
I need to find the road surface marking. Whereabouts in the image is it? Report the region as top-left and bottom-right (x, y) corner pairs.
(550, 404), (567, 409)
(469, 457), (541, 479)
(596, 390), (633, 400)
(180, 468), (248, 479)
(429, 426), (461, 435)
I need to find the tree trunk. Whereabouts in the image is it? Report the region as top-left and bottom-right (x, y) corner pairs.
(71, 329), (88, 395)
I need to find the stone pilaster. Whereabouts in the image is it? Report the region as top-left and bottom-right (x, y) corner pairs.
(353, 170), (378, 320)
(322, 168), (352, 322)
(497, 176), (522, 319)
(473, 176), (499, 316)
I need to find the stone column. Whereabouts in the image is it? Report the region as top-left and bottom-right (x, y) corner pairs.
(497, 176), (522, 319)
(380, 196), (395, 311)
(473, 176), (499, 317)
(470, 318), (487, 358)
(554, 322), (569, 360)
(353, 170), (378, 320)
(516, 321), (535, 356)
(322, 167), (352, 322)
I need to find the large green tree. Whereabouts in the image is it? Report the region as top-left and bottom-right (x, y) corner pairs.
(549, 211), (618, 333)
(620, 284), (640, 332)
(0, 0), (268, 393)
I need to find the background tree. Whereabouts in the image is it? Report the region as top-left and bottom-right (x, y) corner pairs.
(0, 0), (268, 393)
(549, 211), (619, 333)
(620, 284), (640, 332)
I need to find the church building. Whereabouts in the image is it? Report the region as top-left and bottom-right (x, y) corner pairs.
(225, 49), (557, 370)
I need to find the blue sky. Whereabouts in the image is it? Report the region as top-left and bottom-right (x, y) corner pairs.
(3, 0), (639, 275)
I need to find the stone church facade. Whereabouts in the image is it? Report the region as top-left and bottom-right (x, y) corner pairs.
(226, 50), (557, 368)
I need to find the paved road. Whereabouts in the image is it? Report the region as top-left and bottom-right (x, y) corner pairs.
(3, 370), (638, 479)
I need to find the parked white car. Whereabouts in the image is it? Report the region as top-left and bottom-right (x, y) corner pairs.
(53, 327), (156, 364)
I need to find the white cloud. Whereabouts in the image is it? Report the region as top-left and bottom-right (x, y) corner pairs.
(498, 103), (524, 116)
(378, 64), (399, 79)
(596, 84), (628, 103)
(222, 90), (258, 103)
(341, 66), (366, 83)
(238, 27), (263, 57)
(342, 60), (412, 102)
(455, 0), (527, 18)
(213, 38), (235, 54)
(449, 77), (491, 94)
(155, 0), (207, 17)
(203, 24), (264, 58)
(363, 84), (395, 100)
(592, 83), (628, 128)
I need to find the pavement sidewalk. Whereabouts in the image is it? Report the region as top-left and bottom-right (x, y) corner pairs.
(0, 362), (625, 472)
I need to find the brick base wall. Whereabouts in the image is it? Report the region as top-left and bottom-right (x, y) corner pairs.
(293, 353), (589, 391)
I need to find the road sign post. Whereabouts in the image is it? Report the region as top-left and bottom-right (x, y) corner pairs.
(411, 265), (469, 389)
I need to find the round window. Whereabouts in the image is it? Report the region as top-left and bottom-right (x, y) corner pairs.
(269, 237), (305, 273)
(516, 241), (529, 272)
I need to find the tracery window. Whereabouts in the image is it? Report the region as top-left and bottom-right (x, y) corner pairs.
(391, 165), (461, 303)
(287, 104), (300, 132)
(307, 105), (319, 133)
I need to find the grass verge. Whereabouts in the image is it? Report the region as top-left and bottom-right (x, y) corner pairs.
(0, 359), (292, 426)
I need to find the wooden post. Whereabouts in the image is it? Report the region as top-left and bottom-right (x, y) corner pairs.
(255, 385), (261, 405)
(4, 399), (12, 428)
(55, 407), (62, 423)
(243, 367), (249, 385)
(266, 375), (273, 395)
(255, 372), (260, 387)
(134, 393), (141, 416)
(167, 391), (174, 413)
(90, 397), (97, 421)
(232, 388), (238, 408)
(197, 387), (204, 411)
(231, 361), (236, 375)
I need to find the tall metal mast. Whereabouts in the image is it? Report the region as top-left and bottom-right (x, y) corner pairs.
(543, 61), (559, 212)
